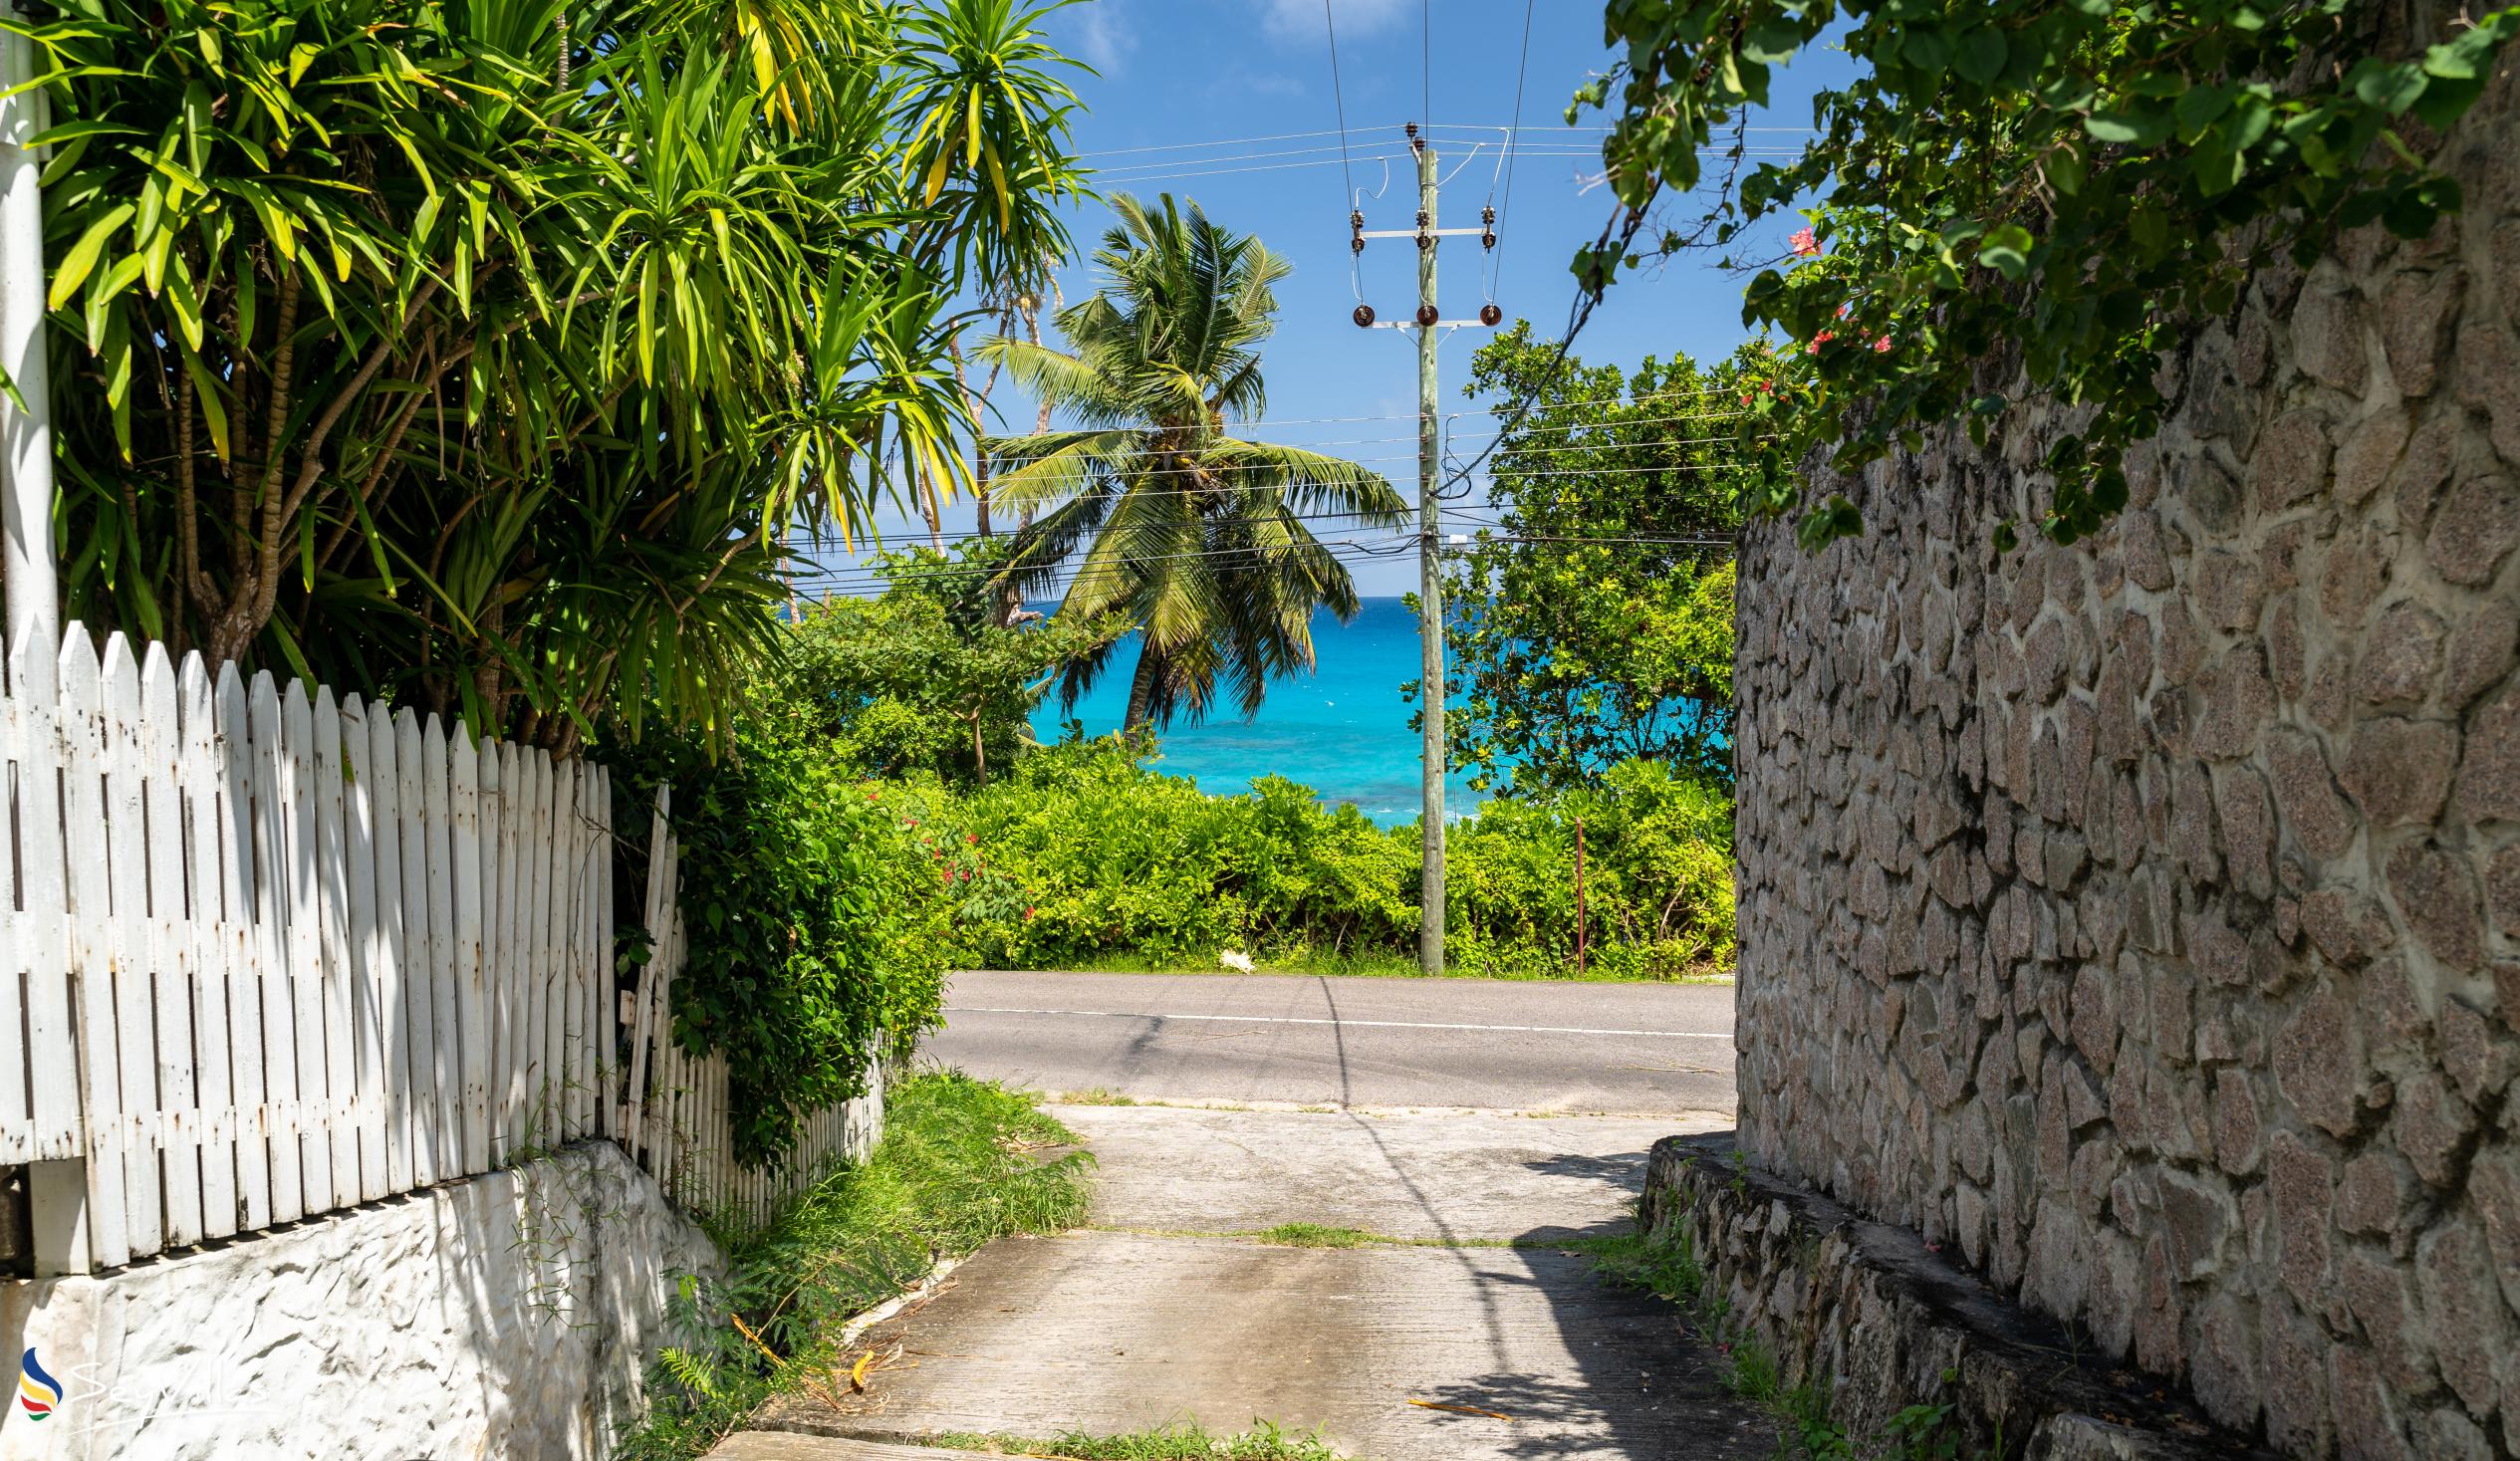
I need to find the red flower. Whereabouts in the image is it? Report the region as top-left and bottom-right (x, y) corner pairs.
(965, 834), (978, 845)
(1806, 330), (1835, 356)
(1835, 302), (1851, 320)
(1023, 906), (1036, 920)
(1790, 226), (1820, 258)
(1873, 335), (1892, 354)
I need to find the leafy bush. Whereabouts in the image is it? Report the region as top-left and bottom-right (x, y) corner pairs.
(604, 712), (951, 1167)
(867, 740), (1733, 980)
(1449, 759), (1736, 979)
(892, 742), (1419, 970)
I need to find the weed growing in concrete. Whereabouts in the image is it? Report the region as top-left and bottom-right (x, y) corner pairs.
(1247, 1223), (1382, 1249)
(1055, 1087), (1142, 1106)
(923, 1420), (1347, 1459)
(618, 1070), (1095, 1460)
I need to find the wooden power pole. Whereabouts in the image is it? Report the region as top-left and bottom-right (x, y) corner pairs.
(1351, 124), (1503, 977)
(1411, 134), (1447, 978)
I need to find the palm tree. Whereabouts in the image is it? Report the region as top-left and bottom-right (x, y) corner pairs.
(978, 194), (1411, 732)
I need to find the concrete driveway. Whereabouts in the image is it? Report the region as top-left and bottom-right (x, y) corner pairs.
(713, 973), (1762, 1461)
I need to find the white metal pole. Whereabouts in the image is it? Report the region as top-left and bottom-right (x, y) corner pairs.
(0, 5), (57, 676)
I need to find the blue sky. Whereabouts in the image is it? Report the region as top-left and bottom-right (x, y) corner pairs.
(808, 0), (1860, 597)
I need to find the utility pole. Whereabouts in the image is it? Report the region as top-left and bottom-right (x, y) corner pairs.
(1412, 134), (1446, 978)
(1351, 123), (1503, 977)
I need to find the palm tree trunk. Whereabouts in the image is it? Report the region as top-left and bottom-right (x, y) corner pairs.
(1123, 641), (1162, 734)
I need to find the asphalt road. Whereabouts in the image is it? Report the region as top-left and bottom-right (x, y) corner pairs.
(924, 969), (1739, 1114)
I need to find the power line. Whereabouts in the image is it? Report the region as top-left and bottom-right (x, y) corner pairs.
(788, 524), (1736, 599)
(1485, 0), (1536, 306)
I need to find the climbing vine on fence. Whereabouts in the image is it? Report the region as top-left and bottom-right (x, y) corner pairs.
(1574, 0), (2520, 549)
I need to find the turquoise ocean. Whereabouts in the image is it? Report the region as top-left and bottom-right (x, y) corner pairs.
(1025, 598), (1495, 828)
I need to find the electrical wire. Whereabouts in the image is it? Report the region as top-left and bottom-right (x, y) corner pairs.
(1421, 0), (1431, 137)
(1484, 0), (1536, 306)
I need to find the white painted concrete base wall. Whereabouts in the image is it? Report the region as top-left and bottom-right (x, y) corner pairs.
(0, 1140), (722, 1460)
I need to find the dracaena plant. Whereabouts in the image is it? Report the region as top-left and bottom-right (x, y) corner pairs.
(6, 0), (1086, 747)
(1572, 0), (2520, 550)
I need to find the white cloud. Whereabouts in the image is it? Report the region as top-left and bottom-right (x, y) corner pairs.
(1258, 0), (1410, 44)
(1067, 0), (1136, 73)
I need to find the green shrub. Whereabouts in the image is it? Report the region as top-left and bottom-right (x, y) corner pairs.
(604, 712), (951, 1168)
(1449, 758), (1736, 979)
(875, 740), (1732, 980)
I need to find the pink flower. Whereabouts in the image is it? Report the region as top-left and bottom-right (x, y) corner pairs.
(1873, 335), (1892, 354)
(1835, 303), (1851, 320)
(1806, 330), (1835, 356)
(1790, 227), (1820, 258)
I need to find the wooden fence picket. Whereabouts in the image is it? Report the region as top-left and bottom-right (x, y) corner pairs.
(177, 652), (236, 1244)
(313, 689), (359, 1210)
(450, 726), (488, 1176)
(361, 702), (413, 1194)
(394, 709), (437, 1189)
(220, 664), (272, 1236)
(423, 715), (462, 1182)
(341, 696), (390, 1204)
(60, 630), (130, 1269)
(138, 644), (199, 1251)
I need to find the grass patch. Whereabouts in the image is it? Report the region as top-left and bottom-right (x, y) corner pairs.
(1246, 1222), (1380, 1248)
(617, 1069), (1095, 1460)
(1053, 1087), (1141, 1106)
(920, 1421), (1347, 1459)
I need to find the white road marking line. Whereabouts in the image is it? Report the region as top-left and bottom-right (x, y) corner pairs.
(943, 1006), (1733, 1040)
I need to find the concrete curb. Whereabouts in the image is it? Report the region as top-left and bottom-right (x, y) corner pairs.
(1642, 1133), (2275, 1461)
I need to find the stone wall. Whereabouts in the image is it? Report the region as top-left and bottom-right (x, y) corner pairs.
(0, 1140), (721, 1459)
(1730, 19), (2520, 1458)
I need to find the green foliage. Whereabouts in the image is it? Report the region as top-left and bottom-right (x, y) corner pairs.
(869, 739), (1734, 980)
(980, 194), (1411, 731)
(1575, 0), (2520, 549)
(1248, 1223), (1382, 1248)
(1428, 325), (1753, 795)
(604, 721), (952, 1168)
(1447, 759), (1737, 978)
(618, 1070), (1093, 1460)
(11, 0), (1086, 741)
(904, 740), (1422, 970)
(765, 540), (1123, 786)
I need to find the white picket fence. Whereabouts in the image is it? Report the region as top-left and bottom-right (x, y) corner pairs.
(0, 623), (880, 1273)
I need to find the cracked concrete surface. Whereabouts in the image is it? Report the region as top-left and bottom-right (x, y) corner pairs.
(708, 974), (1760, 1459)
(720, 1097), (1766, 1460)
